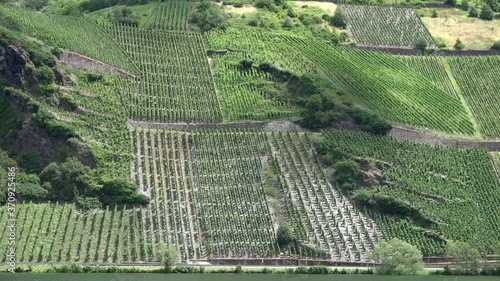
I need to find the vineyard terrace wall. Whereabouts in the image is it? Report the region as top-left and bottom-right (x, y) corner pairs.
(59, 51), (137, 78)
(389, 126), (500, 151)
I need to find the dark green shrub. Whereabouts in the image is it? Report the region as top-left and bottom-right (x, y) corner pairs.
(469, 6), (479, 17)
(99, 178), (150, 205)
(454, 38), (465, 50)
(16, 183), (48, 201)
(308, 266), (329, 274)
(414, 38), (428, 51)
(491, 40), (500, 50)
(480, 5), (494, 20)
(35, 65), (55, 85)
(334, 160), (363, 187)
(295, 266), (308, 274)
(461, 0), (470, 10)
(330, 7), (349, 28)
(277, 224), (293, 246)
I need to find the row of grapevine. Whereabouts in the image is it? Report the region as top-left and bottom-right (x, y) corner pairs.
(341, 5), (435, 48)
(447, 56), (500, 138)
(321, 129), (500, 253)
(145, 1), (192, 31)
(0, 203), (149, 263)
(105, 24), (223, 123)
(211, 52), (297, 121)
(399, 56), (459, 100)
(0, 5), (137, 72)
(268, 132), (383, 262)
(206, 28), (474, 135)
(191, 129), (278, 258)
(131, 128), (204, 261)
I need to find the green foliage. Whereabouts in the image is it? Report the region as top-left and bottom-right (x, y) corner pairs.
(334, 160), (363, 189)
(39, 157), (97, 201)
(347, 107), (392, 135)
(491, 40), (500, 50)
(300, 94), (336, 129)
(369, 238), (425, 275)
(282, 16), (294, 29)
(108, 6), (139, 27)
(19, 150), (41, 173)
(16, 183), (48, 201)
(431, 9), (438, 17)
(330, 7), (348, 28)
(414, 37), (428, 51)
(311, 28), (340, 45)
(234, 264), (243, 274)
(276, 224), (293, 247)
(445, 0), (457, 6)
(59, 94), (78, 111)
(486, 0), (499, 11)
(99, 178), (149, 205)
(308, 266), (329, 274)
(33, 107), (76, 138)
(190, 1), (229, 32)
(454, 38), (464, 50)
(469, 6), (479, 17)
(480, 5), (494, 20)
(158, 243), (179, 271)
(445, 241), (483, 274)
(34, 65), (55, 85)
(79, 0), (150, 13)
(461, 0), (470, 11)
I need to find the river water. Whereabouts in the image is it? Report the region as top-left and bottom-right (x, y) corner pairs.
(1, 274), (499, 281)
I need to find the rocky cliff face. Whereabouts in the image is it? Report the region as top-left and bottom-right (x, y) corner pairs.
(0, 44), (32, 87)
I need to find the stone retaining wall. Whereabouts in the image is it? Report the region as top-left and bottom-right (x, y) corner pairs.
(389, 126), (500, 151)
(59, 51), (136, 77)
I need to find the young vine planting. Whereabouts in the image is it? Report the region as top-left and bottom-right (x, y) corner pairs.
(341, 5), (435, 48)
(131, 128), (204, 261)
(191, 129), (278, 258)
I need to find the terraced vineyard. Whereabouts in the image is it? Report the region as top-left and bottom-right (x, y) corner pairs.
(399, 56), (459, 100)
(341, 5), (435, 48)
(208, 29), (473, 134)
(131, 128), (204, 261)
(211, 52), (296, 121)
(447, 56), (500, 138)
(0, 6), (136, 72)
(105, 25), (222, 123)
(145, 1), (192, 30)
(0, 203), (149, 263)
(192, 130), (277, 258)
(268, 132), (383, 262)
(321, 130), (500, 254)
